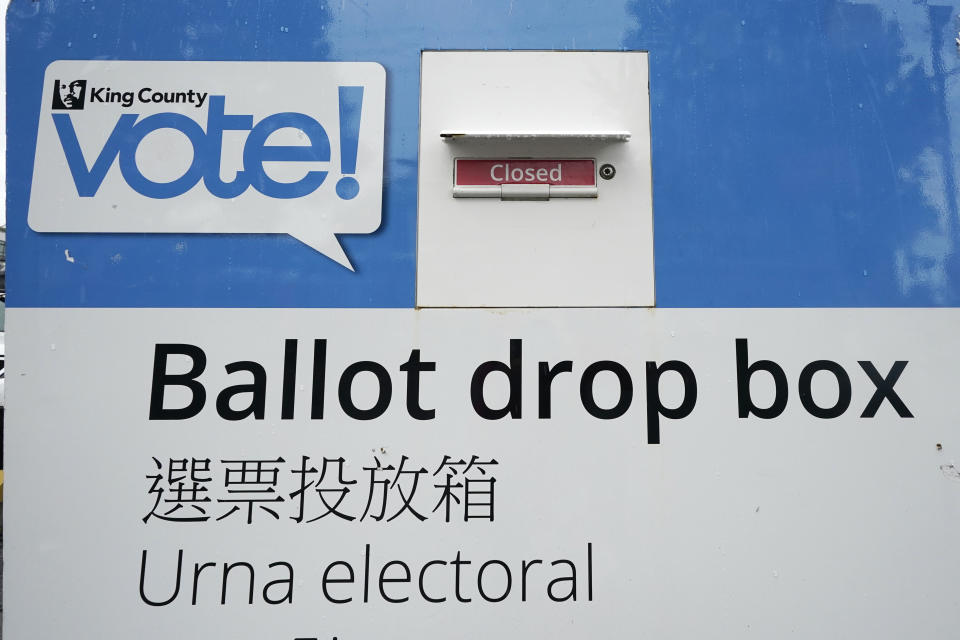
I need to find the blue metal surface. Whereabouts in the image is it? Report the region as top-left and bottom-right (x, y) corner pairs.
(6, 0), (959, 307)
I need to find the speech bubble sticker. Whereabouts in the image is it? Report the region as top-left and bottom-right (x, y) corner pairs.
(28, 60), (386, 271)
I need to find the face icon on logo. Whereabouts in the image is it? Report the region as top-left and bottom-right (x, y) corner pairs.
(52, 79), (87, 110)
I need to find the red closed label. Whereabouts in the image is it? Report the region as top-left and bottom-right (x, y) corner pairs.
(455, 159), (596, 186)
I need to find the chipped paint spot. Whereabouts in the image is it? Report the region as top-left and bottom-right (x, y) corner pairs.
(64, 249), (75, 263)
(939, 464), (960, 480)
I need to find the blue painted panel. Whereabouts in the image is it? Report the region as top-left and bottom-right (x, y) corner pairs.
(6, 0), (958, 307)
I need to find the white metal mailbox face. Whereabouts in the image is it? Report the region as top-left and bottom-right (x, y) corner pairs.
(416, 51), (654, 308)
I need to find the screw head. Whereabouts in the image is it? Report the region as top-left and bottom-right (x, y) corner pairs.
(599, 163), (616, 180)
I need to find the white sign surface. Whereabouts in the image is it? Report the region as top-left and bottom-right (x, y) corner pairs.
(6, 308), (960, 638)
(29, 61), (386, 269)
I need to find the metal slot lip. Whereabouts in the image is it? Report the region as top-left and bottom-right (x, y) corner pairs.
(452, 184), (598, 200)
(441, 131), (631, 142)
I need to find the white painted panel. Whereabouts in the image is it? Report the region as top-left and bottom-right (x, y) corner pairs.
(417, 51), (655, 307)
(6, 308), (960, 639)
